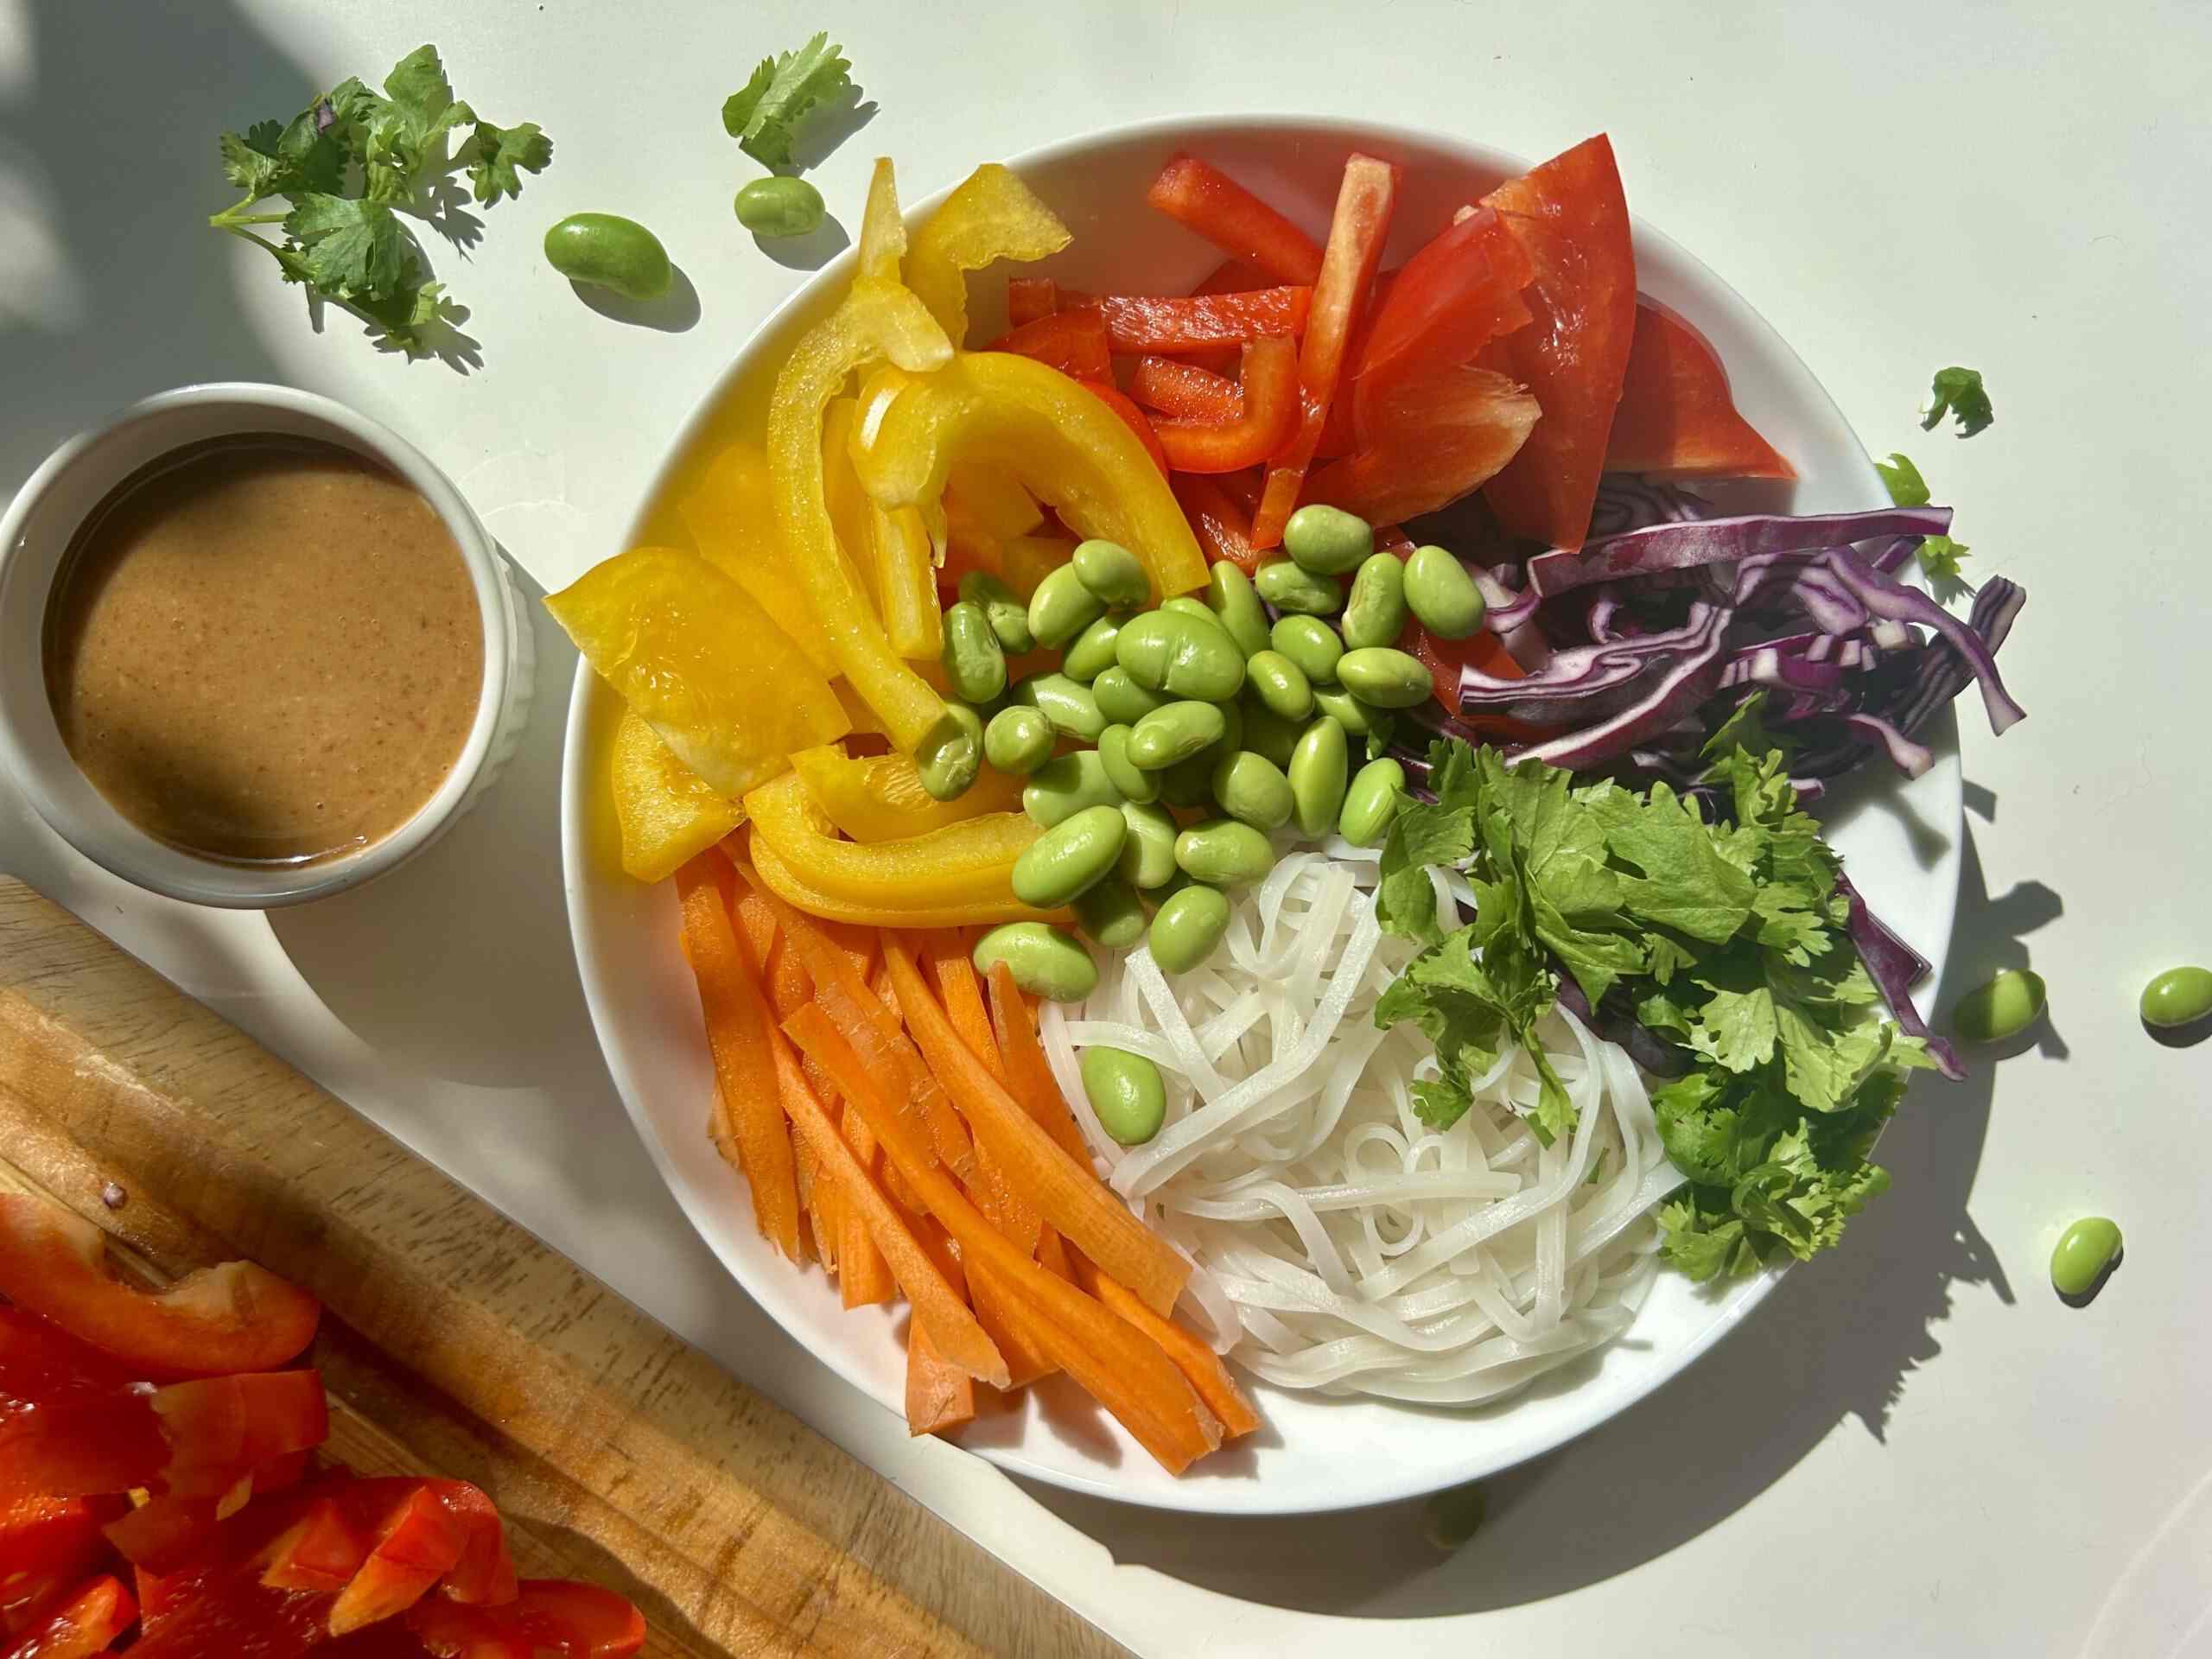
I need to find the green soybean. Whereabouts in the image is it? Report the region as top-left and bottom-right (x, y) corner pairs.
(1096, 724), (1160, 804)
(959, 571), (1035, 653)
(1061, 613), (1126, 682)
(734, 175), (826, 238)
(2050, 1217), (2123, 1300)
(2139, 965), (2212, 1029)
(1128, 701), (1226, 770)
(1154, 751), (1218, 808)
(1022, 751), (1122, 828)
(1337, 646), (1435, 709)
(1012, 804), (1127, 907)
(1342, 552), (1410, 650)
(1027, 563), (1106, 649)
(1205, 563), (1272, 658)
(543, 213), (672, 301)
(1082, 1046), (1167, 1145)
(1116, 611), (1247, 702)
(1211, 751), (1294, 832)
(1149, 884), (1232, 974)
(1339, 758), (1407, 847)
(1116, 802), (1180, 889)
(1244, 649), (1315, 721)
(1402, 544), (1488, 639)
(913, 704), (983, 801)
(1240, 694), (1303, 769)
(1256, 558), (1344, 616)
(1013, 672), (1107, 742)
(973, 922), (1097, 1003)
(984, 706), (1053, 775)
(1281, 504), (1373, 575)
(1072, 878), (1149, 951)
(1071, 539), (1150, 607)
(1952, 968), (2047, 1044)
(1174, 818), (1274, 887)
(1313, 685), (1386, 737)
(1211, 696), (1243, 759)
(939, 601), (1008, 703)
(1271, 615), (1344, 683)
(1288, 715), (1349, 837)
(1093, 666), (1173, 726)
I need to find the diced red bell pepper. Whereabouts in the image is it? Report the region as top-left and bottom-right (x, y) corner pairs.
(324, 1487), (461, 1637)
(1604, 300), (1792, 479)
(3, 1497), (125, 1638)
(1170, 474), (1260, 576)
(1153, 335), (1300, 474)
(126, 1569), (334, 1659)
(3, 1308), (169, 1500)
(400, 1598), (531, 1659)
(1146, 155), (1325, 287)
(1128, 355), (1241, 423)
(1005, 276), (1056, 328)
(1057, 287), (1311, 353)
(1076, 381), (1169, 474)
(152, 1373), (331, 1497)
(985, 309), (1112, 381)
(418, 1484), (513, 1609)
(493, 1580), (645, 1659)
(0, 1196), (320, 1381)
(104, 1450), (311, 1576)
(257, 1498), (368, 1597)
(1, 1573), (136, 1659)
(1351, 205), (1533, 438)
(1307, 362), (1540, 525)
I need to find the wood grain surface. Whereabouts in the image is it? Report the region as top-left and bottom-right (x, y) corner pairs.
(0, 876), (1123, 1659)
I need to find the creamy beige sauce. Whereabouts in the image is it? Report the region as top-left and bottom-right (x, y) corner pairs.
(44, 435), (484, 864)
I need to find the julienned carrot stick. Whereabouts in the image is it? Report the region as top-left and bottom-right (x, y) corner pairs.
(1037, 1224), (1074, 1282)
(768, 1027), (1007, 1389)
(884, 943), (1189, 1319)
(965, 1249), (1056, 1390)
(928, 932), (1005, 1084)
(986, 961), (1094, 1165)
(727, 863), (781, 976)
(840, 1103), (896, 1308)
(906, 1217), (976, 1436)
(1075, 1256), (1262, 1439)
(677, 861), (803, 1262)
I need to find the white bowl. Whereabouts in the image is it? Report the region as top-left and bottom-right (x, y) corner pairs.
(0, 384), (532, 908)
(562, 117), (1961, 1514)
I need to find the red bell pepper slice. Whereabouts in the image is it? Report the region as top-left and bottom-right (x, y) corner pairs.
(1128, 355), (1241, 423)
(1170, 474), (1260, 576)
(1306, 361), (1540, 526)
(417, 1485), (512, 1609)
(1350, 205), (1532, 437)
(1004, 276), (1056, 327)
(257, 1498), (368, 1597)
(1076, 381), (1169, 474)
(3, 1497), (125, 1638)
(1146, 155), (1325, 286)
(985, 309), (1112, 381)
(399, 1599), (531, 1659)
(493, 1580), (645, 1659)
(1251, 155), (1400, 549)
(153, 1373), (331, 1497)
(324, 1487), (461, 1637)
(0, 1196), (320, 1380)
(1153, 335), (1300, 474)
(1057, 287), (1311, 353)
(1604, 300), (1792, 479)
(1, 1573), (136, 1659)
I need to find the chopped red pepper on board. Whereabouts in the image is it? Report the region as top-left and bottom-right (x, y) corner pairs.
(1, 1572), (136, 1658)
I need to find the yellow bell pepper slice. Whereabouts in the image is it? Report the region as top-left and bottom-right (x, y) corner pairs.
(906, 164), (1071, 346)
(675, 442), (838, 677)
(821, 396), (880, 595)
(857, 156), (906, 283)
(869, 499), (942, 658)
(851, 352), (1209, 602)
(789, 744), (1022, 842)
(946, 462), (1043, 543)
(749, 834), (1067, 930)
(547, 546), (849, 798)
(744, 771), (1045, 911)
(610, 709), (745, 883)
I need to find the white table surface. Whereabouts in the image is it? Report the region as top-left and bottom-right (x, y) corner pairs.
(4, 1), (2208, 1653)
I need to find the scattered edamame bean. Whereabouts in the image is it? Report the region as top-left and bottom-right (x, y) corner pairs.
(1014, 671), (1107, 742)
(1211, 750), (1294, 833)
(1341, 552), (1410, 649)
(939, 600), (1007, 703)
(1402, 545), (1487, 639)
(2139, 965), (2212, 1029)
(1339, 757), (1408, 847)
(1288, 715), (1349, 838)
(1096, 723), (1160, 804)
(1011, 804), (1128, 908)
(1952, 968), (2048, 1044)
(1072, 879), (1149, 950)
(1116, 611), (1247, 701)
(1422, 1484), (1486, 1553)
(1205, 563), (1273, 658)
(1281, 503), (1374, 575)
(1336, 646), (1436, 709)
(1027, 563), (1107, 648)
(1149, 883), (1232, 974)
(1127, 701), (1227, 770)
(1255, 557), (1344, 617)
(1240, 693), (1303, 769)
(1174, 818), (1275, 887)
(543, 213), (673, 300)
(1313, 685), (1387, 737)
(1093, 666), (1174, 726)
(1116, 801), (1180, 889)
(1081, 1046), (1167, 1145)
(1271, 615), (1344, 683)
(983, 706), (1053, 776)
(973, 922), (1097, 1002)
(1071, 538), (1151, 607)
(733, 175), (826, 238)
(2050, 1217), (2122, 1300)
(1245, 649), (1315, 721)
(1061, 613), (1126, 682)
(959, 570), (1035, 653)
(1022, 751), (1122, 828)
(912, 704), (982, 802)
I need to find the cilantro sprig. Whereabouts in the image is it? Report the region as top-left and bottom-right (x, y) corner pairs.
(1876, 453), (1972, 586)
(722, 34), (859, 170)
(1921, 365), (1993, 437)
(209, 45), (550, 355)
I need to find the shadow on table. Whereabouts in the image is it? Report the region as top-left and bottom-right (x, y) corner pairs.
(1017, 807), (2056, 1619)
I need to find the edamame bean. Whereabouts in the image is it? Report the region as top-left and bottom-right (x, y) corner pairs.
(973, 922), (1097, 1002)
(1096, 724), (1160, 804)
(1081, 1046), (1167, 1145)
(1022, 751), (1122, 828)
(959, 570), (1035, 653)
(1240, 693), (1302, 769)
(1337, 646), (1435, 709)
(1211, 750), (1294, 832)
(1313, 685), (1388, 737)
(1072, 879), (1148, 950)
(734, 175), (826, 238)
(1116, 801), (1179, 888)
(912, 703), (984, 802)
(1341, 552), (1410, 650)
(1116, 612), (1247, 701)
(1271, 615), (1344, 683)
(1174, 818), (1274, 886)
(2050, 1217), (2123, 1300)
(1282, 504), (1373, 575)
(1012, 804), (1127, 908)
(1154, 751), (1218, 808)
(1061, 613), (1126, 682)
(939, 601), (1007, 703)
(1952, 968), (2047, 1044)
(1093, 666), (1173, 726)
(1205, 563), (1272, 658)
(1255, 558), (1344, 616)
(1160, 595), (1225, 632)
(1128, 701), (1226, 770)
(984, 706), (1053, 775)
(1149, 884), (1232, 974)
(1403, 545), (1487, 639)
(1339, 757), (1407, 847)
(1013, 671), (1107, 741)
(1211, 696), (1243, 763)
(2140, 965), (2212, 1029)
(1244, 650), (1314, 721)
(1071, 539), (1151, 607)
(1288, 715), (1349, 837)
(543, 213), (673, 300)
(1027, 563), (1107, 649)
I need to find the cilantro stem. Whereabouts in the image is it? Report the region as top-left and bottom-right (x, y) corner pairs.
(208, 206), (289, 229)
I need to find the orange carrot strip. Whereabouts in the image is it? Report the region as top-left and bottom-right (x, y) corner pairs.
(1075, 1255), (1262, 1439)
(905, 1217), (976, 1436)
(986, 962), (1094, 1164)
(929, 932), (1006, 1082)
(839, 1106), (896, 1308)
(1036, 1223), (1074, 1282)
(727, 861), (781, 975)
(765, 938), (812, 1023)
(965, 1248), (1056, 1390)
(884, 944), (1189, 1318)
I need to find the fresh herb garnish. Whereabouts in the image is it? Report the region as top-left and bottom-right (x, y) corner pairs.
(1921, 365), (1993, 437)
(209, 45), (550, 355)
(1875, 454), (1972, 583)
(1916, 534), (1971, 582)
(722, 33), (858, 171)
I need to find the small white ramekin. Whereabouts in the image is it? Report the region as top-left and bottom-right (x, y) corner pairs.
(0, 383), (531, 907)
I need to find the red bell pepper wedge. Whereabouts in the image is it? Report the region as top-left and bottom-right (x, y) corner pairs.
(492, 1580), (645, 1659)
(985, 309), (1112, 381)
(417, 1484), (512, 1609)
(0, 1196), (320, 1380)
(1350, 205), (1533, 438)
(1146, 155), (1325, 287)
(103, 1451), (312, 1577)
(1153, 336), (1300, 474)
(1251, 155), (1400, 549)
(399, 1599), (531, 1659)
(1128, 355), (1241, 423)
(1307, 361), (1540, 526)
(1181, 261), (1266, 373)
(1004, 276), (1056, 328)
(1056, 287), (1311, 353)
(0, 1573), (136, 1659)
(3, 1497), (125, 1638)
(257, 1498), (368, 1597)
(1076, 381), (1169, 474)
(1604, 300), (1792, 479)
(1477, 135), (1637, 550)
(1170, 474), (1260, 575)
(152, 1373), (331, 1497)
(324, 1487), (461, 1637)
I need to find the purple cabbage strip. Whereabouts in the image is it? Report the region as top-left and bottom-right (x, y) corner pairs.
(1526, 506), (1954, 598)
(1835, 872), (1964, 1079)
(1554, 976), (1691, 1077)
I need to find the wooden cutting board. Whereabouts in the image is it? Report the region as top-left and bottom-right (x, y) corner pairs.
(0, 876), (1123, 1659)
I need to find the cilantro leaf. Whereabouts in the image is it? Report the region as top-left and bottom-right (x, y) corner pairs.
(283, 194), (416, 300)
(1658, 1198), (1761, 1282)
(1921, 365), (1993, 437)
(467, 118), (552, 205)
(722, 33), (856, 170)
(1688, 984), (1779, 1073)
(1874, 452), (1930, 506)
(1916, 534), (1971, 582)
